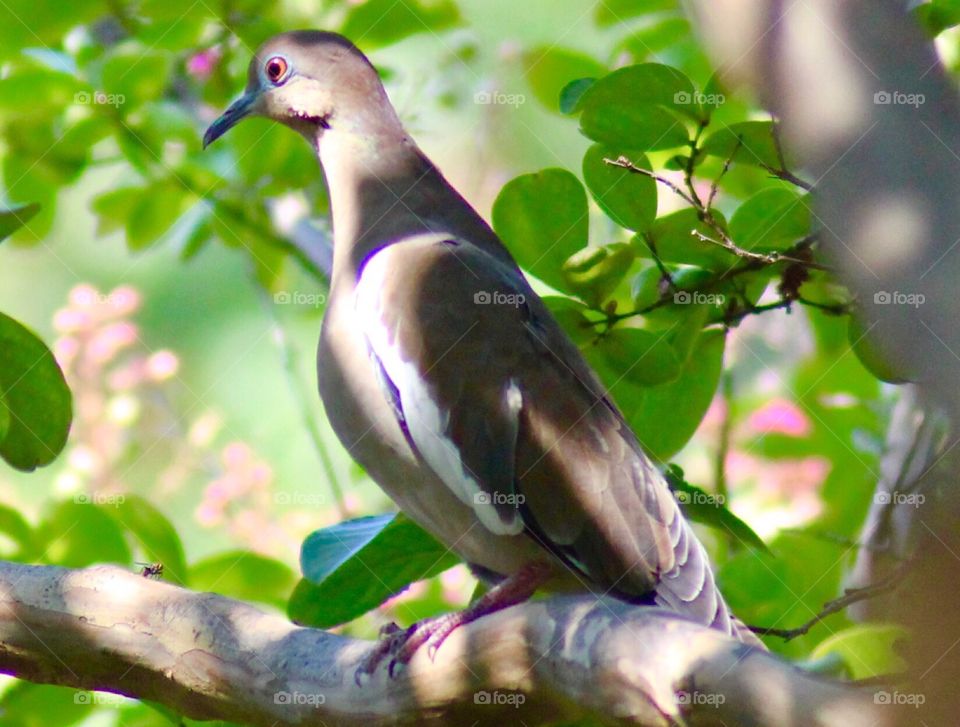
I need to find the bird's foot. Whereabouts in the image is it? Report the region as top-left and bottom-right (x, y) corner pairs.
(354, 561), (553, 683)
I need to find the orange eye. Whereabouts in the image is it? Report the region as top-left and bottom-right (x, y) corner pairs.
(265, 56), (288, 84)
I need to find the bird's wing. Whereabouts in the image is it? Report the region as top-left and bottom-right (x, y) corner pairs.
(355, 232), (726, 628)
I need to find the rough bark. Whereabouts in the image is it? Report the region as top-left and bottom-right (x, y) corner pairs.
(0, 561), (883, 726)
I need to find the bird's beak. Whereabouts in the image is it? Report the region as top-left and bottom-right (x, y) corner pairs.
(203, 91), (259, 148)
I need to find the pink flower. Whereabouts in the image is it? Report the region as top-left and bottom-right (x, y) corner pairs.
(747, 398), (810, 437)
(146, 350), (179, 380)
(187, 49), (221, 79)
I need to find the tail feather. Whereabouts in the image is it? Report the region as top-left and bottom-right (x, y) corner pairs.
(654, 516), (765, 649)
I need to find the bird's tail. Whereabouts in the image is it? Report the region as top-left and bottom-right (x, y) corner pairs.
(654, 514), (766, 649)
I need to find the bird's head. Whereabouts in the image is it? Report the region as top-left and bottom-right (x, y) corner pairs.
(203, 31), (389, 148)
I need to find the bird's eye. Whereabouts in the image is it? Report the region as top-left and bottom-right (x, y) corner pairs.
(265, 56), (289, 85)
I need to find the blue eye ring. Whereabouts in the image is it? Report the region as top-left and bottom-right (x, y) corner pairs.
(265, 56), (289, 85)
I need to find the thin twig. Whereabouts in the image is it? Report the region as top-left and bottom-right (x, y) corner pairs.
(768, 120), (815, 191)
(750, 565), (906, 640)
(691, 229), (780, 264)
(707, 136), (741, 210)
(605, 156), (698, 207)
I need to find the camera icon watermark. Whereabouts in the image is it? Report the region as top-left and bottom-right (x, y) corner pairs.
(875, 491), (925, 508)
(474, 491), (525, 506)
(674, 490), (725, 506)
(674, 91), (725, 106)
(676, 690), (726, 707)
(474, 91), (526, 107)
(273, 291), (327, 308)
(75, 91), (126, 108)
(873, 290), (924, 307)
(673, 290), (725, 306)
(274, 491), (326, 507)
(474, 690), (526, 708)
(74, 691), (126, 706)
(474, 290), (526, 307)
(274, 691), (326, 707)
(873, 90), (925, 108)
(74, 492), (126, 508)
(874, 690), (925, 708)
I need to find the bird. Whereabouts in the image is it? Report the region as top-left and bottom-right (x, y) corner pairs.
(204, 30), (762, 671)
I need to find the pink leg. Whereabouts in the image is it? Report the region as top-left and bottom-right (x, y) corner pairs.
(356, 561), (552, 681)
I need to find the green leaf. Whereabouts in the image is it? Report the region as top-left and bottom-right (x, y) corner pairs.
(125, 181), (195, 250)
(36, 501), (131, 568)
(0, 391), (9, 445)
(811, 624), (908, 679)
(0, 313), (72, 471)
(582, 145), (657, 231)
(523, 47), (605, 112)
(580, 104), (689, 152)
(639, 208), (737, 270)
(595, 0), (678, 26)
(559, 78), (596, 114)
(91, 188), (143, 236)
(700, 120), (783, 170)
(0, 70), (83, 115)
(620, 329), (725, 461)
(577, 62), (699, 120)
(342, 0), (461, 48)
(584, 327), (681, 387)
(620, 18), (692, 59)
(665, 465), (769, 553)
(189, 551), (296, 609)
(108, 495), (188, 584)
(102, 51), (172, 105)
(0, 203), (40, 241)
(0, 503), (33, 558)
(493, 168), (589, 293)
(729, 189), (811, 252)
(914, 0), (960, 36)
(542, 296), (596, 346)
(290, 513), (460, 628)
(562, 243), (636, 307)
(0, 682), (96, 727)
(576, 64), (695, 149)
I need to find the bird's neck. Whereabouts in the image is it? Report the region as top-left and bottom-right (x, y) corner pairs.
(316, 126), (512, 287)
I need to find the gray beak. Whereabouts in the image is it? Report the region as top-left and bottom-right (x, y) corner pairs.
(203, 91), (259, 148)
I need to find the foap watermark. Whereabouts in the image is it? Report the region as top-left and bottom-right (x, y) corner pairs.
(674, 91), (725, 106)
(674, 290), (725, 306)
(74, 691), (128, 707)
(874, 690), (925, 708)
(875, 491), (925, 507)
(274, 691), (326, 707)
(674, 490), (725, 507)
(75, 91), (126, 108)
(75, 492), (125, 507)
(475, 491), (525, 507)
(275, 491), (326, 507)
(474, 290), (526, 307)
(474, 690), (526, 708)
(874, 291), (924, 307)
(274, 291), (327, 308)
(874, 90), (925, 108)
(676, 690), (726, 708)
(474, 91), (525, 107)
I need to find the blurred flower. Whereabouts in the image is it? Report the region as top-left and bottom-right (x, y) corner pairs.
(187, 48), (221, 79)
(747, 398), (811, 437)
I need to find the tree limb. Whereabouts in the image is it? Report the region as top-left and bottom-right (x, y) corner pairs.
(0, 561), (886, 726)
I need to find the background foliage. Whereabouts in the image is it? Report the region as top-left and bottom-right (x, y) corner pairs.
(3, 0), (958, 723)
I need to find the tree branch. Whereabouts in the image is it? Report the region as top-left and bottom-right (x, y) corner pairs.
(0, 561), (887, 726)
